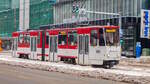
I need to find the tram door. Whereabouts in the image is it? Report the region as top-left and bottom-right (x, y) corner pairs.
(78, 35), (89, 65)
(30, 37), (37, 60)
(12, 38), (18, 57)
(49, 36), (58, 62)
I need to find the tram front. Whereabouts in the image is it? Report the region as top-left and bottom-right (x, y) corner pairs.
(103, 28), (121, 68)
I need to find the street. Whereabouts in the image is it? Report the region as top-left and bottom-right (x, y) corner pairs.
(0, 64), (126, 84)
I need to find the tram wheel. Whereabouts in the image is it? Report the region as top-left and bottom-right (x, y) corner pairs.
(70, 58), (76, 64)
(19, 54), (23, 58)
(25, 55), (29, 59)
(103, 64), (111, 69)
(63, 58), (68, 63)
(103, 62), (113, 69)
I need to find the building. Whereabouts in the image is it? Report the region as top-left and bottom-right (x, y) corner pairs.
(0, 0), (19, 38)
(53, 0), (149, 57)
(20, 0), (55, 30)
(0, 0), (19, 50)
(0, 0), (55, 50)
(54, 0), (144, 24)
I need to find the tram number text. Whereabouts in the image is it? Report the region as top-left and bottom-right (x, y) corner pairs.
(96, 50), (101, 53)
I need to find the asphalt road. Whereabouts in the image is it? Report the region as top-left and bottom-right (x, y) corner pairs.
(0, 64), (127, 84)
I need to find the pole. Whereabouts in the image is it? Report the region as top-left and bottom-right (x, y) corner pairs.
(85, 10), (121, 26)
(86, 10), (120, 16)
(42, 31), (45, 61)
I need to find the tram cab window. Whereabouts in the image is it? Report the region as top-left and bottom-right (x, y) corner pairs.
(18, 34), (24, 44)
(58, 31), (67, 45)
(24, 34), (30, 44)
(105, 29), (119, 46)
(90, 30), (98, 46)
(68, 31), (77, 46)
(99, 29), (105, 46)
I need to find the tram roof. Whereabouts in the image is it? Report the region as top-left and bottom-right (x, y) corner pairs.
(12, 25), (119, 37)
(46, 25), (119, 30)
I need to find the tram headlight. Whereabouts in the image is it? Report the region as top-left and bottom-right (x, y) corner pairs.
(106, 54), (110, 57)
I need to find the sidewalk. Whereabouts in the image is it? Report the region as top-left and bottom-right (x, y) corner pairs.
(0, 52), (150, 84)
(120, 56), (150, 67)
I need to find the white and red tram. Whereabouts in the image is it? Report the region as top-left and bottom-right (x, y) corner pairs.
(12, 26), (121, 68)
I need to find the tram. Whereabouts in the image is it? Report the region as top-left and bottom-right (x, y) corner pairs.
(12, 26), (121, 68)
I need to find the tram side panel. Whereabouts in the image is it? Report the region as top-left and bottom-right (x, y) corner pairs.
(104, 46), (120, 61)
(77, 30), (89, 65)
(49, 35), (57, 62)
(88, 29), (106, 65)
(57, 30), (78, 63)
(45, 32), (50, 61)
(29, 31), (39, 60)
(36, 31), (49, 61)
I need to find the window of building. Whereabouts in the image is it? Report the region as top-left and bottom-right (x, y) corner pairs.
(68, 31), (77, 46)
(58, 31), (67, 45)
(90, 30), (98, 46)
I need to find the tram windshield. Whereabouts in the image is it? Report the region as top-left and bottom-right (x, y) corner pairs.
(18, 34), (24, 44)
(24, 34), (30, 44)
(105, 29), (119, 46)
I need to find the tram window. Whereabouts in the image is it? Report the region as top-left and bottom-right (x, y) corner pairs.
(34, 37), (37, 51)
(12, 39), (14, 50)
(99, 29), (105, 46)
(85, 35), (89, 53)
(46, 36), (49, 45)
(46, 33), (49, 45)
(90, 30), (98, 46)
(54, 37), (57, 52)
(68, 31), (77, 46)
(37, 32), (40, 44)
(58, 31), (67, 45)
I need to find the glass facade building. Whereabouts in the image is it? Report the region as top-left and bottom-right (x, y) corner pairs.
(0, 0), (19, 37)
(0, 0), (55, 50)
(0, 0), (55, 37)
(30, 0), (54, 29)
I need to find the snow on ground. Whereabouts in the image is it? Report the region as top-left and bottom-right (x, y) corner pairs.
(0, 53), (150, 84)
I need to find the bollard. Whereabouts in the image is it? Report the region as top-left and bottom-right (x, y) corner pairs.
(136, 42), (141, 61)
